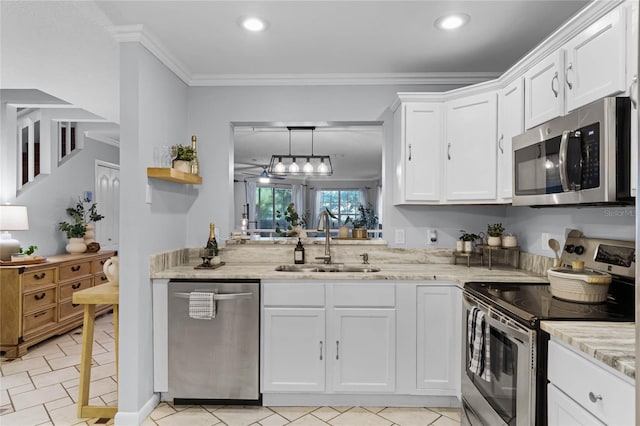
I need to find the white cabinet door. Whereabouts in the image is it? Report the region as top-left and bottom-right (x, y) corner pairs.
(524, 50), (565, 129)
(445, 92), (498, 201)
(262, 307), (325, 392)
(548, 384), (605, 426)
(332, 308), (396, 392)
(627, 0), (638, 197)
(564, 7), (627, 112)
(393, 102), (443, 204)
(497, 79), (524, 202)
(416, 286), (461, 392)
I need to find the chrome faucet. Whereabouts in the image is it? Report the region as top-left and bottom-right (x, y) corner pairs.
(316, 210), (332, 264)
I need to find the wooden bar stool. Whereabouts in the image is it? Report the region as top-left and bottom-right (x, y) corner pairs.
(72, 283), (119, 419)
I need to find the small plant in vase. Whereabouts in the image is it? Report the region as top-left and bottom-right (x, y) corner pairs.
(487, 223), (505, 247)
(275, 203), (308, 237)
(11, 245), (40, 262)
(352, 203), (378, 239)
(171, 144), (196, 173)
(459, 230), (480, 252)
(64, 197), (104, 250)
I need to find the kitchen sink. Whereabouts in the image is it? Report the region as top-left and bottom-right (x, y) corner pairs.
(275, 264), (381, 273)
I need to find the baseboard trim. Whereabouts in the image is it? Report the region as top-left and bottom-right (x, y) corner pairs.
(262, 393), (460, 407)
(114, 393), (160, 425)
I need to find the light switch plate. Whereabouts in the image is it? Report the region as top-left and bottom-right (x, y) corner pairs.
(145, 184), (152, 204)
(395, 229), (405, 244)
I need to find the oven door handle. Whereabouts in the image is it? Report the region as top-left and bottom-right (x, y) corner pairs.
(558, 130), (571, 192)
(463, 293), (531, 341)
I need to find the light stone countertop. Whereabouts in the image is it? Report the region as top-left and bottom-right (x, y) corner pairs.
(151, 261), (549, 285)
(541, 321), (635, 381)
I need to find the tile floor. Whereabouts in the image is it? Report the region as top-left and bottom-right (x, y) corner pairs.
(1, 312), (461, 426)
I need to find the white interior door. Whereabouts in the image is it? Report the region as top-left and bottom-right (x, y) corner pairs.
(95, 162), (120, 249)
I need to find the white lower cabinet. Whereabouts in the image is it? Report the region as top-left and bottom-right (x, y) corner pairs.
(262, 307), (325, 392)
(547, 339), (635, 426)
(332, 308), (395, 392)
(415, 286), (461, 392)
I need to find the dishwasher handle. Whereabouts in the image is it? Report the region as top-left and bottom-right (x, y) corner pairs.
(173, 292), (253, 301)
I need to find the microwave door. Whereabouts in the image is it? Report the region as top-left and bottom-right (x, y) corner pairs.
(514, 137), (562, 196)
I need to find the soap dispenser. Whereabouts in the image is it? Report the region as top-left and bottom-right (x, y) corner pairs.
(294, 238), (305, 264)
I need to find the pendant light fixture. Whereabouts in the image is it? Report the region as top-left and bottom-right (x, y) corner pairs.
(268, 126), (333, 176)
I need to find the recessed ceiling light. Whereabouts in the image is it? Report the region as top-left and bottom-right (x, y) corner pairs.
(241, 17), (267, 32)
(434, 13), (470, 30)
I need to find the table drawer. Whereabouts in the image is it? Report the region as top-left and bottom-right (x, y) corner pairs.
(59, 261), (92, 281)
(94, 273), (110, 286)
(59, 299), (84, 320)
(23, 307), (56, 336)
(548, 340), (634, 425)
(22, 268), (56, 290)
(92, 258), (109, 274)
(23, 287), (56, 314)
(60, 277), (93, 300)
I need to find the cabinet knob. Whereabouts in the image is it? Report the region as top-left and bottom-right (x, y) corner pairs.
(498, 135), (504, 154)
(447, 142), (452, 160)
(630, 75), (637, 109)
(33, 272), (46, 280)
(588, 392), (603, 403)
(71, 265), (81, 272)
(72, 283), (82, 289)
(408, 144), (412, 161)
(336, 340), (340, 360)
(319, 341), (323, 361)
(34, 293), (46, 301)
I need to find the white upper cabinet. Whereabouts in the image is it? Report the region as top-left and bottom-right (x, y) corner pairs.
(524, 50), (565, 129)
(563, 6), (627, 112)
(393, 101), (443, 204)
(445, 92), (498, 201)
(497, 79), (524, 202)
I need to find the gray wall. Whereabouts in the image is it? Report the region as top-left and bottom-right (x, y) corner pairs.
(118, 42), (189, 421)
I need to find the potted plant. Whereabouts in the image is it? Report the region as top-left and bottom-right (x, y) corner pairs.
(487, 223), (505, 247)
(352, 203), (378, 239)
(459, 230), (480, 252)
(58, 221), (87, 254)
(58, 196), (105, 254)
(65, 197), (104, 246)
(171, 144), (196, 173)
(275, 203), (309, 237)
(11, 245), (40, 262)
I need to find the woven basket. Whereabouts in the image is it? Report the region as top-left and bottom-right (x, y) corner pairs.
(547, 268), (611, 303)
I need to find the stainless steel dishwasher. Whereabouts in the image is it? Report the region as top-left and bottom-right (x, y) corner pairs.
(167, 279), (260, 404)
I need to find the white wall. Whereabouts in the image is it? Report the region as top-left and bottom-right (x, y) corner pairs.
(117, 42), (189, 423)
(1, 1), (120, 123)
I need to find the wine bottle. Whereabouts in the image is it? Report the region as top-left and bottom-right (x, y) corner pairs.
(190, 135), (199, 175)
(205, 222), (218, 256)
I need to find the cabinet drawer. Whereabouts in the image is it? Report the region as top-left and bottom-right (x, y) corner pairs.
(94, 273), (110, 286)
(548, 340), (634, 425)
(333, 283), (395, 307)
(23, 307), (56, 336)
(23, 287), (56, 314)
(59, 261), (92, 281)
(59, 299), (84, 320)
(22, 268), (56, 290)
(263, 283), (325, 306)
(92, 258), (109, 274)
(60, 277), (93, 300)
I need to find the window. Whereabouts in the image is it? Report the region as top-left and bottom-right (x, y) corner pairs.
(317, 189), (362, 228)
(17, 111), (42, 188)
(59, 121), (77, 160)
(256, 186), (292, 230)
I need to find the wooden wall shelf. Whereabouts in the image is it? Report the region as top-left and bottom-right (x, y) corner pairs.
(147, 168), (202, 184)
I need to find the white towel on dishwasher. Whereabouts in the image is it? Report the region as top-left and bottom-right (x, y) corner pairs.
(189, 291), (216, 320)
(468, 307), (491, 382)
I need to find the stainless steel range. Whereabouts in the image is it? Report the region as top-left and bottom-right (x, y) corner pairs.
(461, 230), (635, 426)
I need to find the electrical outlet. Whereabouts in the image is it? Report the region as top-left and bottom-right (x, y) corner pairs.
(395, 229), (405, 244)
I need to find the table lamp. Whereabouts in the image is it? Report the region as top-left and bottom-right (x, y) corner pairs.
(0, 205), (29, 261)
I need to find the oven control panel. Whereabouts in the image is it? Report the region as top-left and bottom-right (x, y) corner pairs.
(560, 230), (635, 278)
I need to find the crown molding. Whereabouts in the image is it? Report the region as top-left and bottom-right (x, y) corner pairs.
(109, 24), (191, 85)
(188, 72), (500, 87)
(84, 131), (120, 147)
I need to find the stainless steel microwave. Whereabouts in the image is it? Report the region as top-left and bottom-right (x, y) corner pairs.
(512, 97), (633, 206)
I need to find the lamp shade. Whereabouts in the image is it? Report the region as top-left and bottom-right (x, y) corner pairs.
(0, 205), (29, 230)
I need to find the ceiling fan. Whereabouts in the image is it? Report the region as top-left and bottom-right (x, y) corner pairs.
(236, 164), (284, 182)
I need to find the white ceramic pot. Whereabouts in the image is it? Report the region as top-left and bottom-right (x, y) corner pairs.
(84, 223), (95, 244)
(502, 235), (518, 248)
(456, 241), (464, 252)
(66, 238), (87, 254)
(463, 241), (474, 252)
(103, 255), (119, 285)
(173, 159), (191, 173)
(488, 236), (502, 247)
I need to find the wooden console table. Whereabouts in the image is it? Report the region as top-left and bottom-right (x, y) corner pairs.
(72, 283), (119, 419)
